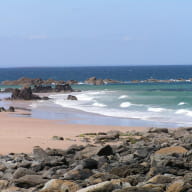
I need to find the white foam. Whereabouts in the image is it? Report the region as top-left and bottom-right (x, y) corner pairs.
(178, 102), (187, 106)
(118, 95), (129, 99)
(29, 103), (38, 108)
(120, 102), (132, 108)
(175, 109), (192, 117)
(148, 107), (165, 112)
(92, 102), (106, 107)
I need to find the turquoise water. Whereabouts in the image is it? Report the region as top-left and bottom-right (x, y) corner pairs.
(36, 82), (192, 127)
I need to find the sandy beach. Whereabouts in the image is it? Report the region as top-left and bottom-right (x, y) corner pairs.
(0, 111), (148, 155)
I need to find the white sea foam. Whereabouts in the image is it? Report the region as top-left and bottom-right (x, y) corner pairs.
(118, 95), (129, 99)
(148, 107), (166, 112)
(178, 102), (187, 106)
(92, 102), (106, 107)
(29, 103), (38, 108)
(120, 102), (132, 108)
(175, 109), (192, 117)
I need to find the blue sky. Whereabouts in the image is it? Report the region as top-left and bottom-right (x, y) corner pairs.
(0, 0), (192, 67)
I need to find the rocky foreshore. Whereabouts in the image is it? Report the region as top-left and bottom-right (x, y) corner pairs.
(0, 127), (192, 191)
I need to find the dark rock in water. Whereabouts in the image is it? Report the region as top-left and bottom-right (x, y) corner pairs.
(32, 84), (73, 93)
(14, 175), (47, 188)
(67, 95), (78, 100)
(85, 77), (97, 85)
(95, 79), (104, 85)
(32, 85), (53, 93)
(55, 84), (73, 92)
(8, 106), (15, 112)
(42, 96), (50, 100)
(66, 80), (79, 85)
(11, 87), (41, 100)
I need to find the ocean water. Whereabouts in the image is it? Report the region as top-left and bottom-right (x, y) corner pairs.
(1, 65), (192, 128)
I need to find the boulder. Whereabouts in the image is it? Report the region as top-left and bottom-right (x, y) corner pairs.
(33, 146), (49, 161)
(81, 158), (98, 169)
(95, 79), (104, 85)
(77, 181), (113, 192)
(40, 179), (80, 192)
(14, 175), (47, 188)
(75, 145), (113, 160)
(0, 180), (9, 190)
(64, 169), (93, 180)
(13, 167), (36, 179)
(85, 77), (97, 85)
(148, 128), (168, 133)
(8, 106), (15, 112)
(166, 179), (185, 192)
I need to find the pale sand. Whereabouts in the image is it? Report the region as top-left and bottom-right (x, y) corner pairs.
(0, 112), (148, 155)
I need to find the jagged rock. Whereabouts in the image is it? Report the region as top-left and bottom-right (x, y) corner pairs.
(75, 145), (113, 160)
(33, 146), (49, 161)
(11, 87), (41, 100)
(40, 179), (80, 192)
(85, 77), (97, 85)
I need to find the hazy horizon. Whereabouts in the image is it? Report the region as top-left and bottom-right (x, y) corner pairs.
(1, 0), (192, 67)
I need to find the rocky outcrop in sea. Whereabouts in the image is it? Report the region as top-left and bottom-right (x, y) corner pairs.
(0, 127), (192, 191)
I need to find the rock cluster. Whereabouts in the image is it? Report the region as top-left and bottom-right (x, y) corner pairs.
(2, 77), (68, 86)
(32, 84), (73, 93)
(85, 77), (121, 85)
(11, 87), (41, 100)
(1, 127), (192, 191)
(0, 106), (15, 112)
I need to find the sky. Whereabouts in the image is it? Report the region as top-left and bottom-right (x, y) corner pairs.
(0, 0), (192, 67)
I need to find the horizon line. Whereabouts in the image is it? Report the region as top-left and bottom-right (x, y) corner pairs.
(0, 64), (192, 69)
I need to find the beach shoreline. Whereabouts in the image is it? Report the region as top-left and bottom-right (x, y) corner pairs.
(0, 111), (148, 155)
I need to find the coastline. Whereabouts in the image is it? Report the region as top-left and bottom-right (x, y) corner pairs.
(0, 111), (148, 154)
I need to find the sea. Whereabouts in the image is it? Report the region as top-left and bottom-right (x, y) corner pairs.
(1, 65), (192, 128)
